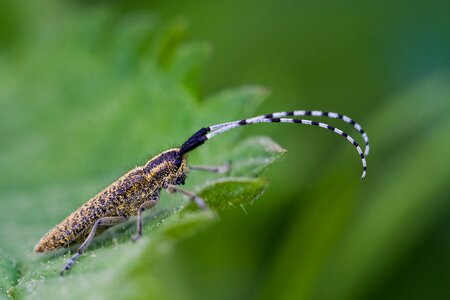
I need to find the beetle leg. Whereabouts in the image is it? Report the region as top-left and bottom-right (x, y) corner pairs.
(131, 198), (159, 242)
(189, 161), (231, 174)
(166, 184), (206, 209)
(61, 216), (127, 276)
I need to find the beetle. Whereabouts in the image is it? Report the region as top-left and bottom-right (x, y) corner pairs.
(34, 110), (369, 275)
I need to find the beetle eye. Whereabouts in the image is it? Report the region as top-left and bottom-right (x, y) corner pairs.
(176, 176), (186, 185)
(175, 157), (182, 168)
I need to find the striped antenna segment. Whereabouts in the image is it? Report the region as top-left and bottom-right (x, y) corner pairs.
(206, 117), (367, 179)
(209, 110), (370, 156)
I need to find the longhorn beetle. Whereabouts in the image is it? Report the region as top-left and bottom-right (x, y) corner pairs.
(34, 110), (370, 276)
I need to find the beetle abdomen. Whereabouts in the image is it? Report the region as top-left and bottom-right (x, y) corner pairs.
(34, 168), (150, 253)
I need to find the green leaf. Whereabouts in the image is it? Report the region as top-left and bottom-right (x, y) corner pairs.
(0, 251), (19, 299)
(181, 178), (268, 213)
(0, 4), (285, 299)
(228, 136), (287, 177)
(200, 178), (268, 210)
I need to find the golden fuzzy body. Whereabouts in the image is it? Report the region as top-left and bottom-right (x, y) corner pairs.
(34, 148), (188, 253)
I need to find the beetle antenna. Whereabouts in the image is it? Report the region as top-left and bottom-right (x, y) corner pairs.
(179, 113), (369, 179)
(209, 110), (369, 156)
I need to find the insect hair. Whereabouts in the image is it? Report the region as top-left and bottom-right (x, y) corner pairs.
(180, 110), (369, 179)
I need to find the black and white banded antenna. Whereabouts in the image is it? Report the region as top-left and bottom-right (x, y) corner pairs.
(179, 110), (369, 179)
(207, 110), (369, 156)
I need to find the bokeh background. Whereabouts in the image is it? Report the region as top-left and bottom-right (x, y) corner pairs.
(1, 0), (449, 299)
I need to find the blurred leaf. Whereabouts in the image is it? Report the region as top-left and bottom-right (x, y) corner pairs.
(153, 17), (189, 68)
(310, 75), (450, 300)
(260, 74), (450, 300)
(169, 41), (212, 99)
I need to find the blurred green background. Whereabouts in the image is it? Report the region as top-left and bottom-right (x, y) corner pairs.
(1, 0), (449, 299)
